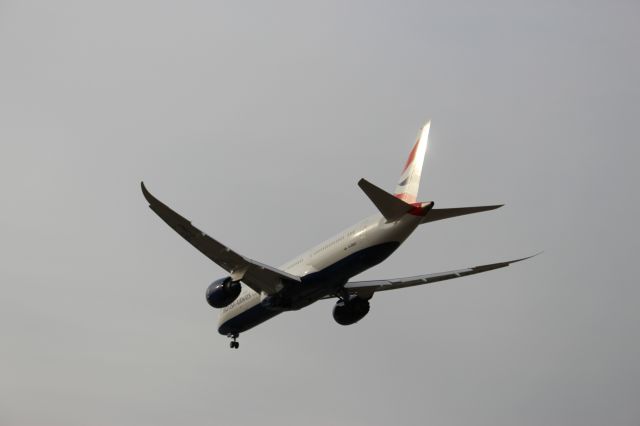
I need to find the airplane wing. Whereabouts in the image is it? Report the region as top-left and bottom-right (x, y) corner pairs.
(141, 182), (300, 295)
(342, 254), (539, 299)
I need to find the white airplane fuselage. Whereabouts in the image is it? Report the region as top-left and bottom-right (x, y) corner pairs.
(217, 211), (424, 335)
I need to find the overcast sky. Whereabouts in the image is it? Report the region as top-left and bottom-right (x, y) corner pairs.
(1, 1), (639, 425)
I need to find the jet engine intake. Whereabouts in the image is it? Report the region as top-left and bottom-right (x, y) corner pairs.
(333, 296), (370, 325)
(206, 277), (241, 308)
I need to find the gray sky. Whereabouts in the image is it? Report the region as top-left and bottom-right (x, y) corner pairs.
(1, 1), (639, 425)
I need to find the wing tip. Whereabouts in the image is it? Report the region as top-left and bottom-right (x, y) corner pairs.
(511, 251), (543, 265)
(484, 204), (505, 211)
(140, 181), (157, 206)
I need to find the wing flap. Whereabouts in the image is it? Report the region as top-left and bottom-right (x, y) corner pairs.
(141, 182), (299, 295)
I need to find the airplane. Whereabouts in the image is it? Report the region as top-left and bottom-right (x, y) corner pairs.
(142, 121), (536, 349)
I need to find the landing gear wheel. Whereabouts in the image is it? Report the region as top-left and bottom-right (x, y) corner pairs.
(228, 334), (240, 349)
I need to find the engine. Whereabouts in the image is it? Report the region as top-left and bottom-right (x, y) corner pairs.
(205, 277), (241, 308)
(332, 296), (370, 325)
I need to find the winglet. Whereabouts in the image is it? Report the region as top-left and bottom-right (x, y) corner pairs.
(471, 251), (542, 272)
(141, 181), (166, 213)
(141, 181), (152, 204)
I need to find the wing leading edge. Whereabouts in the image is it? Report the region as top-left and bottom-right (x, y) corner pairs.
(343, 253), (540, 299)
(141, 182), (299, 295)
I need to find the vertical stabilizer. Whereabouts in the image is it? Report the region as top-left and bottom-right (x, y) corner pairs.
(394, 121), (430, 203)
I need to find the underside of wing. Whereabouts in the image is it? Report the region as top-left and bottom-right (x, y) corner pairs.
(343, 254), (539, 298)
(141, 182), (299, 295)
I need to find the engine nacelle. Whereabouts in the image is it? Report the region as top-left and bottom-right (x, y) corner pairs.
(206, 277), (241, 308)
(332, 296), (370, 325)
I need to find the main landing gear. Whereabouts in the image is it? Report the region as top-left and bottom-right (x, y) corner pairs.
(229, 333), (240, 349)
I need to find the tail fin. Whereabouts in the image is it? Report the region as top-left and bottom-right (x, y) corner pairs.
(394, 121), (431, 204)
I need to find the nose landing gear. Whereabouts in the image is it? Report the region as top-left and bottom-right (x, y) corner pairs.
(228, 333), (240, 349)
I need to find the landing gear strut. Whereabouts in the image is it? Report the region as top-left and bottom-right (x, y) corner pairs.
(228, 333), (239, 349)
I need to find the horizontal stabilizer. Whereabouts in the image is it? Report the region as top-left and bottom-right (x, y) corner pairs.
(358, 178), (412, 221)
(421, 205), (503, 224)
